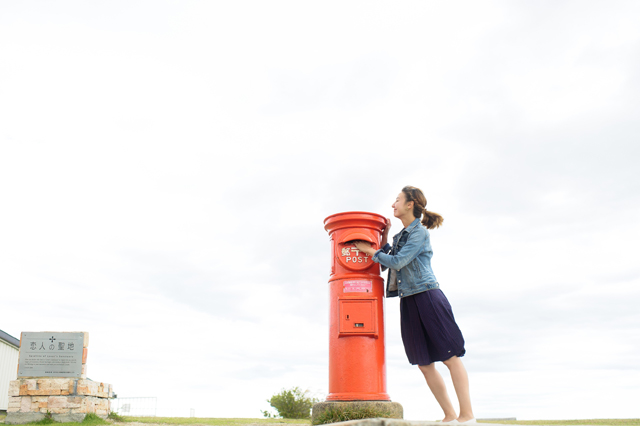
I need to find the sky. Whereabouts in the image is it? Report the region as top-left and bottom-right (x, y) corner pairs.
(1, 0), (639, 421)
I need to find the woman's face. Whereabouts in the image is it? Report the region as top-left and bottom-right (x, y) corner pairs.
(392, 192), (412, 218)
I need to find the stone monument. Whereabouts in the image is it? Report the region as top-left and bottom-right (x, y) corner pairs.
(5, 332), (114, 424)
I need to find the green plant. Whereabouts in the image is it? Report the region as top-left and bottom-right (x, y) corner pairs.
(260, 410), (278, 419)
(267, 387), (319, 419)
(33, 410), (55, 425)
(82, 413), (108, 424)
(107, 411), (126, 422)
(312, 405), (394, 425)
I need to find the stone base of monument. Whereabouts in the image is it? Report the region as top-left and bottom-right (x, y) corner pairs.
(312, 401), (404, 424)
(5, 378), (114, 425)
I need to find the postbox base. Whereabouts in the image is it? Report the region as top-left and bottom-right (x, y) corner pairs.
(312, 401), (403, 424)
(326, 392), (390, 401)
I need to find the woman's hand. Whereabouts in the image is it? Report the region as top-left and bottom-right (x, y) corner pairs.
(353, 240), (377, 256)
(381, 218), (392, 247)
(383, 218), (392, 235)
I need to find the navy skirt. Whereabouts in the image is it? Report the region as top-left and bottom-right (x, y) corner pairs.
(400, 288), (466, 366)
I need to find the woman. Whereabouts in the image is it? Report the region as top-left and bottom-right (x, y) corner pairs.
(354, 186), (475, 424)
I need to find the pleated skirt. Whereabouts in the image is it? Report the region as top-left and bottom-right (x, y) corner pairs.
(400, 288), (466, 366)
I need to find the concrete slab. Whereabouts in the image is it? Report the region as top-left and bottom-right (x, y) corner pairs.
(318, 418), (470, 426)
(318, 420), (619, 426)
(4, 412), (92, 424)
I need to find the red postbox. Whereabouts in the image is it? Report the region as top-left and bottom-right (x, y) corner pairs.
(323, 211), (389, 401)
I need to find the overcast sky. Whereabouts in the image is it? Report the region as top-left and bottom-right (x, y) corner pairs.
(1, 0), (639, 421)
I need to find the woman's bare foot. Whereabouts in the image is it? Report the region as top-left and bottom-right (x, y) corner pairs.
(442, 415), (458, 423)
(456, 416), (476, 424)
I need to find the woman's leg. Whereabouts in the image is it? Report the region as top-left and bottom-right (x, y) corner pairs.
(442, 356), (474, 422)
(418, 363), (457, 421)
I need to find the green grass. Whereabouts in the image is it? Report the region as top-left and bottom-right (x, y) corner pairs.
(2, 414), (637, 426)
(0, 414), (311, 426)
(312, 406), (395, 425)
(478, 421), (640, 426)
(0, 415), (308, 426)
(112, 417), (640, 426)
(117, 417), (310, 425)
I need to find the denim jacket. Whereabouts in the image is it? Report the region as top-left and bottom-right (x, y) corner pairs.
(372, 218), (439, 298)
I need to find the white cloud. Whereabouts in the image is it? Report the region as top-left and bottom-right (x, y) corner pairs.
(1, 0), (639, 420)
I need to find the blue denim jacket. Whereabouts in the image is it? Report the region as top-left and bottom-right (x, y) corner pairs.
(372, 218), (439, 298)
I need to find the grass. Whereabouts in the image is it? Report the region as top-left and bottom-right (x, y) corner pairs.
(478, 421), (640, 426)
(117, 417), (310, 425)
(0, 414), (311, 426)
(1, 414), (637, 426)
(108, 418), (640, 426)
(312, 406), (395, 425)
(108, 413), (126, 422)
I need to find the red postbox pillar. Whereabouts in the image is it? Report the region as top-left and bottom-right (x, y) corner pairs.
(324, 211), (390, 401)
(312, 211), (403, 422)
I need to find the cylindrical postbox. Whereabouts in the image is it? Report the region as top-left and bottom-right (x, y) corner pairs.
(324, 211), (389, 401)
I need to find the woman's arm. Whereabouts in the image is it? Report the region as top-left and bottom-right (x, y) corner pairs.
(353, 218), (392, 257)
(368, 227), (427, 270)
(354, 241), (380, 257)
(354, 218), (391, 253)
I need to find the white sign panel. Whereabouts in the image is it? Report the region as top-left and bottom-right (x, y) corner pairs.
(18, 332), (84, 378)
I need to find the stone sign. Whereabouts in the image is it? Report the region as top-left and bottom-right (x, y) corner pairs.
(18, 332), (85, 378)
(7, 331), (114, 425)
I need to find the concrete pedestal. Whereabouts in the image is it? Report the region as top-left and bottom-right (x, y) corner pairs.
(312, 401), (403, 425)
(316, 419), (512, 426)
(5, 378), (114, 424)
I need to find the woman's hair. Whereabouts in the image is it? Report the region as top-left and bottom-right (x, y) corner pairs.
(401, 186), (444, 229)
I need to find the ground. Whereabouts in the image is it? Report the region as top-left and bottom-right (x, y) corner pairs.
(0, 415), (639, 426)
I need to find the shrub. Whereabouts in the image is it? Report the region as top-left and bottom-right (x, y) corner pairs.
(267, 387), (320, 419)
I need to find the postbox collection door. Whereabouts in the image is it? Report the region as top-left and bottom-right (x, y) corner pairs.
(339, 299), (377, 336)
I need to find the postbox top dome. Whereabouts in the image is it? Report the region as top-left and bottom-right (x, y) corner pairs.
(324, 211), (387, 233)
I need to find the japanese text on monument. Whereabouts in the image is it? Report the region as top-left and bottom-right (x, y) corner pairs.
(18, 332), (84, 378)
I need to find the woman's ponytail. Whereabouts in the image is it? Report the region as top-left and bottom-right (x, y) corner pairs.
(421, 208), (444, 229)
(402, 185), (444, 230)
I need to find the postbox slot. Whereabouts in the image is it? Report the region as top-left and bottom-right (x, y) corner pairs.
(339, 232), (376, 245)
(338, 299), (377, 336)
